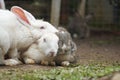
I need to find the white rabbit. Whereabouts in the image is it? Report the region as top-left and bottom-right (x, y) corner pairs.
(22, 33), (59, 66)
(0, 6), (58, 66)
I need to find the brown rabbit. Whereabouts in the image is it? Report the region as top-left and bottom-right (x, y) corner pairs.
(68, 13), (93, 39)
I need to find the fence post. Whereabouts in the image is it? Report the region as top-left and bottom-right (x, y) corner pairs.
(50, 0), (61, 27)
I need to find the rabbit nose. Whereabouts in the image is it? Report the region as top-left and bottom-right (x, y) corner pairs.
(62, 49), (68, 54)
(49, 51), (55, 57)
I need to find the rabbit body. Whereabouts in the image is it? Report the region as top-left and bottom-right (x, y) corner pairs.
(68, 13), (92, 39)
(0, 27), (10, 65)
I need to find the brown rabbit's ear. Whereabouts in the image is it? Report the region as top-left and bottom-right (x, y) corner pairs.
(70, 41), (77, 53)
(55, 32), (61, 38)
(11, 6), (30, 25)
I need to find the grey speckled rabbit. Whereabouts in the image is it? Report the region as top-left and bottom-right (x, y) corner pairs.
(54, 27), (77, 66)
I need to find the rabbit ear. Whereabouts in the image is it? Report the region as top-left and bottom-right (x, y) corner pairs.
(11, 6), (36, 25)
(11, 6), (30, 25)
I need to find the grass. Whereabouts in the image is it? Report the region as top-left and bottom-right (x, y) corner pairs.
(0, 64), (120, 80)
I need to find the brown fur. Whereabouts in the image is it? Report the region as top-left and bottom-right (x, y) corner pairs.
(68, 13), (92, 39)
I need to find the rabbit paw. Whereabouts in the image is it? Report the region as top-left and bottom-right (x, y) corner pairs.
(41, 60), (49, 66)
(61, 61), (70, 66)
(49, 61), (56, 66)
(24, 58), (35, 64)
(4, 59), (22, 66)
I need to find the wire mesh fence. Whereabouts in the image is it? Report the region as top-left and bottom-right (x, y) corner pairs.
(4, 0), (120, 32)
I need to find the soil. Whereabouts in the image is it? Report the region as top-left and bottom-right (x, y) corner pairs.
(76, 31), (120, 65)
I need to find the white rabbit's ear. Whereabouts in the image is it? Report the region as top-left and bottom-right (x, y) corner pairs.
(11, 6), (36, 25)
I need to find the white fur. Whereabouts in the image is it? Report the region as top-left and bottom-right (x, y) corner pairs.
(22, 33), (59, 64)
(0, 6), (58, 66)
(4, 59), (22, 66)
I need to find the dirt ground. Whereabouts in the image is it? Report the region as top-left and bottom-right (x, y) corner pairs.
(76, 31), (120, 65)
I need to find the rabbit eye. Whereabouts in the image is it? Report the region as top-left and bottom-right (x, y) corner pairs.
(58, 40), (63, 46)
(40, 26), (45, 29)
(43, 38), (46, 42)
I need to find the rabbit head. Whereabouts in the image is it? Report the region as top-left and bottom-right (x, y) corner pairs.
(11, 6), (58, 39)
(37, 33), (59, 57)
